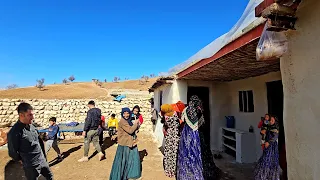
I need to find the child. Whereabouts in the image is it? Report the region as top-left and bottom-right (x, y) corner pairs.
(131, 105), (144, 140)
(108, 114), (118, 140)
(258, 114), (270, 150)
(98, 115), (106, 145)
(46, 117), (62, 161)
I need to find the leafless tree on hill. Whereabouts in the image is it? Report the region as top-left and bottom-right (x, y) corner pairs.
(113, 77), (120, 83)
(6, 84), (18, 90)
(36, 78), (45, 90)
(68, 75), (75, 82)
(63, 78), (68, 85)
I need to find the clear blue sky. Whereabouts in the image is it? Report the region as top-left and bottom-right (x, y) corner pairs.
(0, 0), (248, 88)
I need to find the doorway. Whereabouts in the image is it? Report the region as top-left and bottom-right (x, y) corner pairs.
(266, 80), (287, 179)
(187, 86), (211, 144)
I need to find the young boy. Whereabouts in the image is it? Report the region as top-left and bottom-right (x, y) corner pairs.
(108, 114), (118, 140)
(46, 117), (62, 161)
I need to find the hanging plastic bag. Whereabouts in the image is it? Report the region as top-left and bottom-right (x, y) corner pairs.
(256, 22), (288, 61)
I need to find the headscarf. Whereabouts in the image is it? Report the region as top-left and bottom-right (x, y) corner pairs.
(183, 95), (205, 130)
(121, 107), (133, 126)
(171, 101), (185, 113)
(161, 104), (174, 117)
(132, 105), (141, 118)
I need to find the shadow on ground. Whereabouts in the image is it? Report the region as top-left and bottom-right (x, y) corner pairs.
(89, 137), (116, 160)
(4, 160), (46, 180)
(49, 144), (82, 167)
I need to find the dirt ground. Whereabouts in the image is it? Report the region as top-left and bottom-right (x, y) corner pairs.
(0, 133), (255, 180)
(0, 133), (171, 180)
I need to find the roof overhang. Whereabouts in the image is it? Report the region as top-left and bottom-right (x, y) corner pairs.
(177, 23), (267, 80)
(178, 38), (280, 81)
(148, 77), (175, 92)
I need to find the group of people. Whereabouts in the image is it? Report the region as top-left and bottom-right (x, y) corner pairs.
(6, 98), (284, 180)
(160, 95), (220, 180)
(7, 101), (145, 180)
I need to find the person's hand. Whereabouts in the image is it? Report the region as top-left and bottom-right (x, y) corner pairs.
(261, 130), (266, 134)
(82, 131), (86, 137)
(265, 142), (270, 148)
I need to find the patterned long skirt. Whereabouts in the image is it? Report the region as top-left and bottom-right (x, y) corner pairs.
(109, 145), (141, 180)
(177, 125), (204, 180)
(254, 142), (280, 180)
(163, 118), (180, 178)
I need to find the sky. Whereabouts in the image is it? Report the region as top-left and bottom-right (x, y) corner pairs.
(0, 0), (248, 88)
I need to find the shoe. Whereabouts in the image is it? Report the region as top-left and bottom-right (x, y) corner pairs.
(57, 155), (63, 161)
(98, 152), (105, 161)
(78, 157), (89, 162)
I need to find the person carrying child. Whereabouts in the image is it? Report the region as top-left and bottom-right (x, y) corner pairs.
(258, 114), (270, 150)
(45, 117), (62, 161)
(107, 114), (118, 140)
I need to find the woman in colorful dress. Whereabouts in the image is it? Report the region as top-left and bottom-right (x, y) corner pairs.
(109, 107), (141, 180)
(177, 95), (219, 180)
(161, 104), (181, 178)
(254, 115), (280, 180)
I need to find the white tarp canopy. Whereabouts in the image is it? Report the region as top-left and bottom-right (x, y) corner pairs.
(166, 0), (265, 76)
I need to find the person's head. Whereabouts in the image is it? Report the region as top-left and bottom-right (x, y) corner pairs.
(270, 115), (278, 125)
(88, 100), (95, 109)
(17, 103), (34, 124)
(264, 114), (270, 121)
(49, 117), (57, 126)
(188, 95), (203, 115)
(121, 107), (131, 120)
(132, 105), (141, 115)
(161, 104), (174, 117)
(111, 113), (116, 119)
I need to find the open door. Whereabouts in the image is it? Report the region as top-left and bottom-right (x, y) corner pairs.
(187, 86), (211, 144)
(266, 80), (287, 179)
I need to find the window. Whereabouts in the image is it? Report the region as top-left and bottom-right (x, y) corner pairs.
(239, 90), (254, 112)
(159, 90), (163, 108)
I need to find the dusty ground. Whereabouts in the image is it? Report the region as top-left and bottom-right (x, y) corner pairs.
(0, 78), (156, 100)
(0, 133), (171, 180)
(0, 133), (255, 180)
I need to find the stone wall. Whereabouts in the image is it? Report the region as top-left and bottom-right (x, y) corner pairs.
(0, 98), (153, 133)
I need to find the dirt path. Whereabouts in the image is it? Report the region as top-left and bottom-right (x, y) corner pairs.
(0, 133), (171, 180)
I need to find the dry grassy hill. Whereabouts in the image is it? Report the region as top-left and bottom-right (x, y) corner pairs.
(0, 78), (156, 100)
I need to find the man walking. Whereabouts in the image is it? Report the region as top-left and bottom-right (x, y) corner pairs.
(7, 103), (53, 180)
(78, 100), (105, 162)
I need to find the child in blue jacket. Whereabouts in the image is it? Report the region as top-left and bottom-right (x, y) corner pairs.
(46, 117), (62, 161)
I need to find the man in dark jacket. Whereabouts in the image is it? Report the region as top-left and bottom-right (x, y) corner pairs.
(78, 100), (105, 162)
(7, 103), (53, 180)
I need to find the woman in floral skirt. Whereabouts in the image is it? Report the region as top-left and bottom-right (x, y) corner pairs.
(161, 104), (180, 178)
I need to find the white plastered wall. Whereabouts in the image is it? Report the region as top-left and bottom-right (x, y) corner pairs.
(209, 72), (281, 160)
(280, 0), (320, 179)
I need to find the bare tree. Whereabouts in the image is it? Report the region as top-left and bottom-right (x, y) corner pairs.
(113, 77), (120, 83)
(6, 84), (18, 90)
(62, 78), (68, 85)
(36, 78), (45, 90)
(68, 75), (75, 82)
(144, 75), (149, 82)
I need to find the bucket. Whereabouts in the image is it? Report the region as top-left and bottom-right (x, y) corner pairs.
(225, 116), (235, 128)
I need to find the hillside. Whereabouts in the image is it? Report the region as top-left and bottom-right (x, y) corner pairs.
(0, 78), (156, 100)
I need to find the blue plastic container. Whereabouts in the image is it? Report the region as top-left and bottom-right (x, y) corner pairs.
(225, 116), (235, 128)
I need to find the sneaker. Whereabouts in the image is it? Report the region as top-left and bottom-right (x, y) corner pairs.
(78, 157), (89, 162)
(57, 155), (63, 161)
